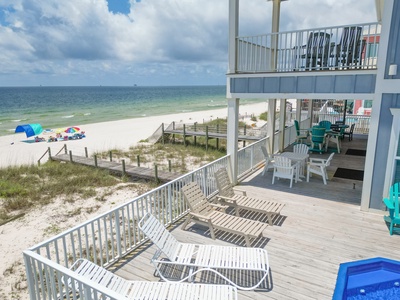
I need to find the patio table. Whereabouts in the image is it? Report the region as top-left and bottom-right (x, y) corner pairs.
(279, 152), (309, 181)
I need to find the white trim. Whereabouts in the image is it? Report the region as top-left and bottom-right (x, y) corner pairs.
(384, 109), (400, 196)
(230, 93), (375, 100)
(227, 70), (377, 79)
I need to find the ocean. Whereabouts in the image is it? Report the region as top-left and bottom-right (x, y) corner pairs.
(0, 85), (264, 137)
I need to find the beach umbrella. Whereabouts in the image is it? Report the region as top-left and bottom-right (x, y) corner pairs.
(15, 124), (43, 138)
(65, 126), (80, 133)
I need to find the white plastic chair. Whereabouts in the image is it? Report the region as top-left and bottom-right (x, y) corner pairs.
(307, 153), (335, 184)
(261, 145), (274, 175)
(293, 144), (309, 176)
(139, 213), (270, 291)
(272, 156), (299, 188)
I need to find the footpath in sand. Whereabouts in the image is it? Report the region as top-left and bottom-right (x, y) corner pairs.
(0, 102), (267, 300)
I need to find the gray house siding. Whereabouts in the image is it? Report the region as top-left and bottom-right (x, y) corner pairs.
(370, 94), (400, 209)
(230, 74), (376, 95)
(385, 0), (400, 80)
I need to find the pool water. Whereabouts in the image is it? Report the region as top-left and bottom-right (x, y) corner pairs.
(333, 257), (400, 300)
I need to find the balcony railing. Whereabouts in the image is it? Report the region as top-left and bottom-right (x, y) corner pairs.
(236, 22), (380, 73)
(23, 138), (267, 300)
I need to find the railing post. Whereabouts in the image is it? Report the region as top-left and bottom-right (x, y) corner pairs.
(122, 159), (126, 176)
(64, 144), (67, 154)
(183, 124), (186, 146)
(85, 147), (88, 158)
(69, 151), (73, 162)
(154, 164), (159, 183)
(172, 121), (176, 143)
(94, 155), (98, 167)
(167, 184), (173, 223)
(194, 122), (197, 146)
(216, 124), (219, 150)
(115, 210), (122, 257)
(48, 147), (52, 160)
(23, 254), (37, 300)
(243, 125), (246, 147)
(206, 126), (209, 151)
(109, 151), (112, 162)
(137, 155), (140, 167)
(161, 123), (165, 145)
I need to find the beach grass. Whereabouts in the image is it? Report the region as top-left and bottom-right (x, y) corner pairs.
(0, 142), (226, 225)
(0, 161), (121, 224)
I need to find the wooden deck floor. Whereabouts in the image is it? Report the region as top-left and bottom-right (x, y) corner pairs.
(109, 134), (400, 299)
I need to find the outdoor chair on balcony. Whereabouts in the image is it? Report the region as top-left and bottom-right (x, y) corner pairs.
(294, 120), (309, 144)
(383, 183), (400, 235)
(306, 153), (335, 185)
(318, 120), (332, 130)
(261, 145), (274, 175)
(181, 182), (268, 247)
(332, 26), (365, 68)
(343, 123), (355, 141)
(293, 143), (309, 176)
(301, 32), (331, 70)
(326, 126), (345, 153)
(138, 212), (270, 291)
(309, 127), (327, 154)
(66, 258), (238, 300)
(214, 167), (285, 225)
(272, 156), (300, 188)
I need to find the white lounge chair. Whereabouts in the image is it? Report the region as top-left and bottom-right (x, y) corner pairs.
(215, 167), (285, 225)
(67, 258), (238, 300)
(138, 213), (270, 291)
(181, 182), (268, 247)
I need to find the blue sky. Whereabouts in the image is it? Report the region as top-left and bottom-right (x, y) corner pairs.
(0, 0), (377, 87)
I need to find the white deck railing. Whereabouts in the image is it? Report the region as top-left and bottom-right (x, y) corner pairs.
(23, 137), (268, 300)
(237, 22), (380, 73)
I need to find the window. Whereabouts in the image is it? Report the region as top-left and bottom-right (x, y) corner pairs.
(366, 43), (379, 59)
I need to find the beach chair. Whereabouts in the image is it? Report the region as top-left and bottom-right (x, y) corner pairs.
(272, 156), (299, 188)
(383, 183), (400, 235)
(138, 213), (270, 291)
(307, 153), (335, 185)
(294, 120), (309, 144)
(215, 167), (285, 225)
(181, 182), (268, 247)
(66, 258), (238, 300)
(261, 145), (274, 175)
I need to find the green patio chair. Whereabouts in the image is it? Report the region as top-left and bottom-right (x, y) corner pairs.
(309, 127), (326, 153)
(383, 182), (400, 235)
(318, 120), (332, 130)
(294, 120), (309, 144)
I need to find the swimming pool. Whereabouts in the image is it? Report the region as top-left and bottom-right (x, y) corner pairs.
(333, 257), (400, 299)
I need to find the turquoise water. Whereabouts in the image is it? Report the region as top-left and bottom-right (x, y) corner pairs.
(0, 85), (263, 137)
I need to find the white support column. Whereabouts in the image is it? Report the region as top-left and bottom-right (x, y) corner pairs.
(267, 99), (277, 153)
(296, 99), (302, 121)
(279, 99), (287, 151)
(228, 0), (239, 74)
(227, 98), (239, 184)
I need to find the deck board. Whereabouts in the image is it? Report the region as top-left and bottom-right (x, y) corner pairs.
(110, 134), (400, 299)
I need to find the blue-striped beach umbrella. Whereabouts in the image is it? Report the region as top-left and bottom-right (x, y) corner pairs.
(15, 124), (43, 138)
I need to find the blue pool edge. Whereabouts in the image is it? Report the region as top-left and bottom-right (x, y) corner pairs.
(333, 257), (400, 300)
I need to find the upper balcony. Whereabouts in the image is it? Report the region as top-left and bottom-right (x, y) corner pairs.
(234, 22), (381, 74)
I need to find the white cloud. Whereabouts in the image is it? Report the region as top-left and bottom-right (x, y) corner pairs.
(0, 0), (378, 86)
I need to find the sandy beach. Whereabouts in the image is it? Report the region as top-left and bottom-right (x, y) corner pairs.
(0, 101), (267, 299)
(0, 102), (267, 168)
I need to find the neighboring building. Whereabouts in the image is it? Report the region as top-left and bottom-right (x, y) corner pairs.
(226, 0), (400, 211)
